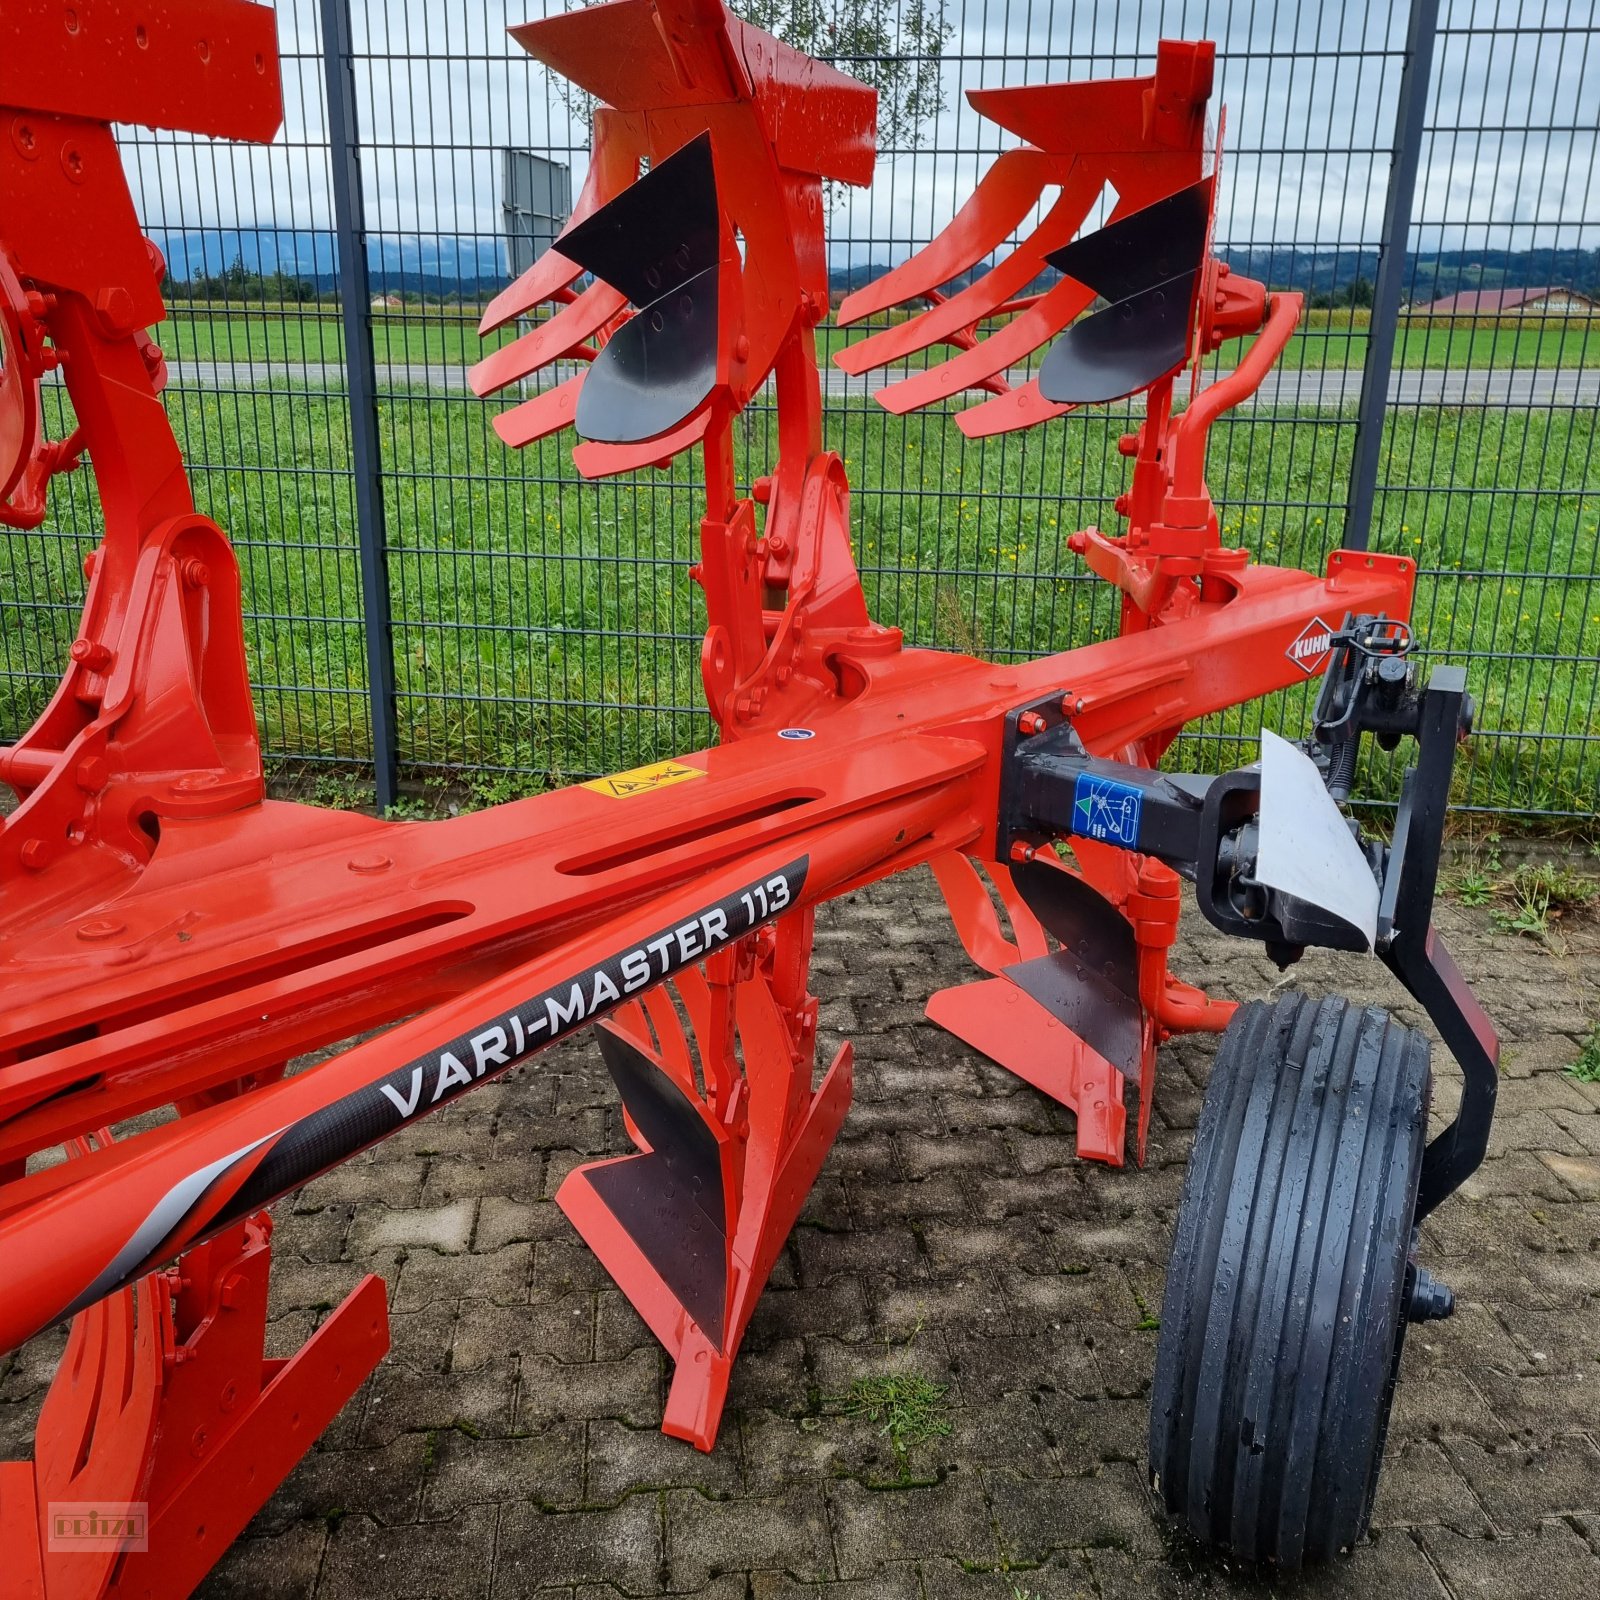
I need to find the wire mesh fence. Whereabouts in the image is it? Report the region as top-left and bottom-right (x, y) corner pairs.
(1, 0), (1595, 821)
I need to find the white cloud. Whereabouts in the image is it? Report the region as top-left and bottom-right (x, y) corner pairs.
(117, 0), (1597, 276)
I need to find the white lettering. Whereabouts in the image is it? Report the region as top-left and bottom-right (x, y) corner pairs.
(471, 1025), (510, 1076)
(432, 1050), (473, 1103)
(546, 982), (587, 1033)
(380, 1067), (424, 1119)
(702, 906), (728, 946)
(620, 948), (651, 992)
(590, 967), (621, 1009)
(675, 919), (702, 961)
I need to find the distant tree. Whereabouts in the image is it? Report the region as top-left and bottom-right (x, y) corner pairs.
(1344, 275), (1374, 309)
(549, 1), (953, 194)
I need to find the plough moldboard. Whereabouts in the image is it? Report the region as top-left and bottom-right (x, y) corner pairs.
(0, 1), (1503, 1592)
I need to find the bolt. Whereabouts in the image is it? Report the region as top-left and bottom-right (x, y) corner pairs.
(10, 119), (39, 160)
(1018, 710), (1047, 736)
(1114, 493), (1132, 516)
(69, 638), (113, 672)
(74, 755), (108, 793)
(1117, 432), (1139, 456)
(180, 558), (211, 589)
(94, 286), (135, 335)
(59, 139), (85, 184)
(1405, 1264), (1455, 1322)
(767, 533), (788, 558)
(19, 839), (47, 870)
(1009, 841), (1036, 863)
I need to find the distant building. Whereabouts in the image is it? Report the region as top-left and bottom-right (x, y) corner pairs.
(1414, 286), (1598, 315)
(370, 294), (404, 310)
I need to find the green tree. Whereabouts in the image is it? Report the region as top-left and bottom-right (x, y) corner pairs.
(550, 1), (953, 180)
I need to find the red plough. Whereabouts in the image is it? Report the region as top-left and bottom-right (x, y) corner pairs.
(1, 1), (1498, 1589)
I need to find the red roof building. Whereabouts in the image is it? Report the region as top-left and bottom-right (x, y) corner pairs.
(1414, 285), (1598, 314)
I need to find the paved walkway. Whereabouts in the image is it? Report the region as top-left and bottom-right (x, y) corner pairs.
(157, 360), (1600, 411)
(4, 868), (1598, 1598)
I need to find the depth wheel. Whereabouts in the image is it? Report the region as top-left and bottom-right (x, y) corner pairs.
(1149, 991), (1431, 1567)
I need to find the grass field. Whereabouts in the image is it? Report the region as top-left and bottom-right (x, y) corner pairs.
(4, 377), (1595, 819)
(154, 303), (1600, 378)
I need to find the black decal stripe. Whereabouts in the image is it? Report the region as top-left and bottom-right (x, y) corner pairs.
(213, 857), (809, 1232)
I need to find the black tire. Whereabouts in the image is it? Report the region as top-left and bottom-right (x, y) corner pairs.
(1148, 991), (1431, 1567)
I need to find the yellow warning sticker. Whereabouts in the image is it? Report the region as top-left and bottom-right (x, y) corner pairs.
(581, 758), (706, 799)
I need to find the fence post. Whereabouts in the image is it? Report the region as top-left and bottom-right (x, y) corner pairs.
(1342, 0), (1442, 552)
(320, 0), (399, 808)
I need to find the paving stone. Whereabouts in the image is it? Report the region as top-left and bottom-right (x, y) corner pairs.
(1370, 1438), (1492, 1534)
(828, 1470), (996, 1578)
(250, 1433), (430, 1534)
(422, 1421), (587, 1516)
(320, 1504), (496, 1599)
(736, 1408), (887, 1494)
(496, 1492), (662, 1595)
(667, 1483), (834, 1589)
(202, 1522), (329, 1600)
(357, 1356), (519, 1447)
(586, 1417), (743, 1502)
(750, 1564), (922, 1599)
(1445, 1435), (1600, 1530)
(449, 1295), (593, 1369)
(1473, 1368), (1600, 1441)
(921, 1553), (1098, 1598)
(517, 1349), (664, 1430)
(987, 1461), (1164, 1561)
(350, 1198), (477, 1255)
(393, 1241), (533, 1312)
(1423, 1522), (1600, 1600)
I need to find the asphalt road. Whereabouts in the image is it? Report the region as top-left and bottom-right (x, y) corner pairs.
(163, 358), (1600, 410)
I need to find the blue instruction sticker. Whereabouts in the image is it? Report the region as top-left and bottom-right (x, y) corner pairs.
(1070, 771), (1143, 848)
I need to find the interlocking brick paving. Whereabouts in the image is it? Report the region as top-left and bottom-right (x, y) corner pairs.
(4, 867), (1598, 1599)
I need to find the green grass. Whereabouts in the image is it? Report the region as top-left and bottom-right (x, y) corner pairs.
(1568, 1025), (1600, 1083)
(3, 382), (1596, 815)
(152, 303), (1600, 376)
(832, 1372), (953, 1462)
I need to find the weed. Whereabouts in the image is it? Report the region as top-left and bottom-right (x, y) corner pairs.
(1130, 1282), (1161, 1333)
(1493, 861), (1597, 939)
(1451, 868), (1495, 907)
(308, 770), (374, 811)
(834, 1372), (953, 1463)
(1517, 861), (1596, 914)
(1567, 1025), (1600, 1084)
(383, 794), (438, 821)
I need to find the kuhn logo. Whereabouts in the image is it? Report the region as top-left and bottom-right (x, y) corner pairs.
(1288, 616), (1335, 674)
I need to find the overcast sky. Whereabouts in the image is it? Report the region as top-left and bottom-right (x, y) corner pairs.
(122, 0), (1599, 272)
